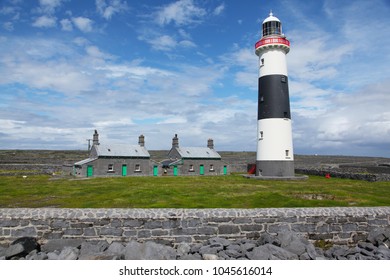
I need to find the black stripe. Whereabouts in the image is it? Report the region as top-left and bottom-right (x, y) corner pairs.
(258, 75), (291, 120)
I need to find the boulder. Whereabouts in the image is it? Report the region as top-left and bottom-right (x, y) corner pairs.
(58, 247), (79, 260)
(5, 237), (40, 259)
(41, 239), (84, 253)
(124, 241), (176, 260)
(247, 244), (298, 260)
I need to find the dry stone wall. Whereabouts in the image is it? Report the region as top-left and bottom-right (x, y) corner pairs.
(1, 208), (389, 247)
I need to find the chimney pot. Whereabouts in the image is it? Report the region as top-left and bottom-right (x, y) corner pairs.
(207, 138), (214, 149)
(172, 134), (179, 148)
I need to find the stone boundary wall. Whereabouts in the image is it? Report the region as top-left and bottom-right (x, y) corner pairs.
(295, 168), (390, 182)
(1, 207), (389, 246)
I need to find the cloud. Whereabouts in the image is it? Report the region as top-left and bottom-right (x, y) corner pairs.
(72, 17), (93, 32)
(3, 22), (14, 31)
(213, 3), (225, 15)
(96, 0), (128, 20)
(32, 15), (57, 28)
(37, 0), (64, 14)
(154, 0), (206, 26)
(60, 18), (72, 31)
(292, 80), (390, 156)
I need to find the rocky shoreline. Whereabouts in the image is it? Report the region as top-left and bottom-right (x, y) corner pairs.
(2, 228), (389, 260)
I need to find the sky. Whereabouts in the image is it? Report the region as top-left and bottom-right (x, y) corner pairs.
(0, 0), (390, 157)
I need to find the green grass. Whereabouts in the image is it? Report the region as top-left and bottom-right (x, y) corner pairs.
(0, 174), (389, 208)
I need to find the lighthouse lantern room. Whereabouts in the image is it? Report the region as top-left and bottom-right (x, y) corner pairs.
(255, 12), (294, 177)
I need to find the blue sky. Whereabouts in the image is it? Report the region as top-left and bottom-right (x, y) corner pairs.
(1, 0), (390, 157)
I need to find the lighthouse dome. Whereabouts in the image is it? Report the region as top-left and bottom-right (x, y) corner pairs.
(262, 12), (282, 37)
(262, 12), (280, 24)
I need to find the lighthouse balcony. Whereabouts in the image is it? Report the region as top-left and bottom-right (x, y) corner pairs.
(255, 37), (290, 55)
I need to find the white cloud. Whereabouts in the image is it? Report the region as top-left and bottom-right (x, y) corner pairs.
(96, 0), (128, 20)
(179, 40), (197, 48)
(60, 18), (73, 31)
(37, 0), (64, 14)
(32, 15), (57, 28)
(3, 22), (14, 31)
(213, 3), (225, 15)
(155, 0), (206, 26)
(72, 17), (93, 32)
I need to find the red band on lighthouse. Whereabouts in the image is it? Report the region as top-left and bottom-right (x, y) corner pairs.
(255, 37), (290, 49)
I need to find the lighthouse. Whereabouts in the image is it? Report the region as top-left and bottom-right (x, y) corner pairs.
(255, 12), (294, 177)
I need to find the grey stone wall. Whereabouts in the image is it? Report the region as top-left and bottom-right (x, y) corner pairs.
(1, 207), (389, 246)
(295, 168), (390, 182)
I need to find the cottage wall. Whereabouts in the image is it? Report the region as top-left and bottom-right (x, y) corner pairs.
(74, 158), (151, 177)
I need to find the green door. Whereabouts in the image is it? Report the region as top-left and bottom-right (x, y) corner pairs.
(173, 165), (178, 176)
(122, 164), (127, 176)
(87, 165), (93, 177)
(200, 164), (204, 175)
(223, 165), (227, 175)
(153, 166), (158, 176)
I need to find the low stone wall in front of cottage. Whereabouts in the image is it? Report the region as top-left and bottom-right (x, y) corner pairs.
(1, 207), (389, 246)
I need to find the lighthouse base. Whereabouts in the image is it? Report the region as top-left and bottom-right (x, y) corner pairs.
(256, 160), (295, 177)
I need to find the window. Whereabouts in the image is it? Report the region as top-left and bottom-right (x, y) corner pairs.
(209, 164), (214, 172)
(281, 76), (286, 83)
(108, 164), (114, 172)
(134, 164), (141, 172)
(285, 150), (290, 157)
(189, 164), (194, 172)
(261, 58), (264, 66)
(260, 131), (264, 139)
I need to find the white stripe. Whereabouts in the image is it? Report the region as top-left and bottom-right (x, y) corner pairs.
(256, 118), (294, 161)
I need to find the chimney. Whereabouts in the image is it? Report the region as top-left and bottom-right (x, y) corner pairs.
(93, 130), (99, 145)
(138, 134), (145, 147)
(207, 138), (214, 149)
(172, 134), (179, 148)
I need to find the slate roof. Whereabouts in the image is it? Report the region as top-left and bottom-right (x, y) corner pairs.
(175, 147), (221, 159)
(74, 158), (97, 166)
(94, 144), (150, 158)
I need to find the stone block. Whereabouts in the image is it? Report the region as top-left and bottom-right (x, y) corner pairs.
(172, 228), (197, 235)
(240, 224), (263, 232)
(151, 229), (169, 237)
(99, 227), (123, 236)
(70, 222), (93, 228)
(123, 230), (137, 237)
(291, 223), (316, 232)
(163, 219), (181, 229)
(123, 219), (143, 228)
(83, 228), (97, 237)
(51, 220), (69, 229)
(197, 227), (217, 235)
(267, 224), (290, 233)
(144, 220), (163, 229)
(12, 227), (37, 237)
(342, 223), (358, 232)
(110, 219), (122, 227)
(138, 230), (152, 238)
(368, 219), (388, 226)
(218, 225), (240, 234)
(182, 219), (202, 228)
(207, 217), (231, 223)
(0, 219), (19, 227)
(233, 218), (252, 224)
(64, 228), (83, 236)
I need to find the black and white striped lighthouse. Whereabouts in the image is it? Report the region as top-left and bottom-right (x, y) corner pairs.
(255, 12), (294, 177)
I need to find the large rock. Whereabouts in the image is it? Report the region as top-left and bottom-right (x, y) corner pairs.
(246, 244), (298, 260)
(124, 241), (176, 260)
(41, 239), (84, 253)
(366, 228), (390, 246)
(58, 247), (79, 260)
(5, 237), (40, 259)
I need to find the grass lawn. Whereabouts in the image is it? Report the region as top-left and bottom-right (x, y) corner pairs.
(0, 174), (389, 208)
